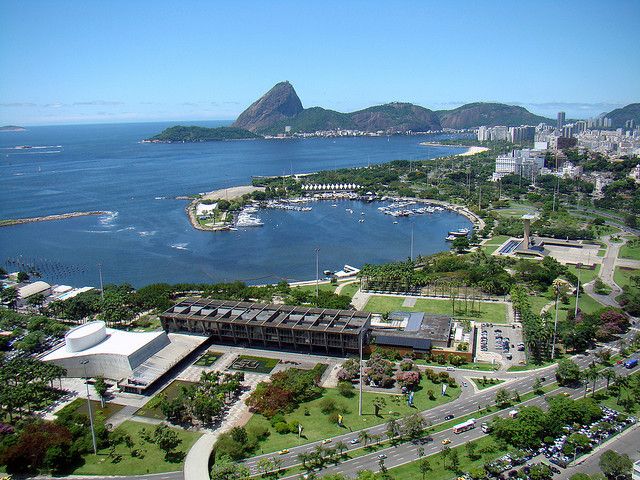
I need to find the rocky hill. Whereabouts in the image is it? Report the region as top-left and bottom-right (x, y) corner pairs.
(147, 125), (260, 143)
(436, 102), (551, 129)
(0, 125), (26, 132)
(232, 81), (303, 132)
(233, 82), (554, 134)
(605, 103), (640, 128)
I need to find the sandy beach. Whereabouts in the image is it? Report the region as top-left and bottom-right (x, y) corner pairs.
(201, 185), (264, 201)
(419, 142), (490, 157)
(457, 146), (489, 156)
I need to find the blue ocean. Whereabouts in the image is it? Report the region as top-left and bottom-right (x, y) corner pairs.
(0, 122), (471, 287)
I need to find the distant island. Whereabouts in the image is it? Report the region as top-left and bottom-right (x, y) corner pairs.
(0, 125), (26, 132)
(144, 125), (260, 143)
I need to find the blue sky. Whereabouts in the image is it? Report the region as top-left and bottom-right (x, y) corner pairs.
(1, 0), (639, 125)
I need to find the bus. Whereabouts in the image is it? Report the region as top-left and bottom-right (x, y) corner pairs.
(452, 418), (476, 434)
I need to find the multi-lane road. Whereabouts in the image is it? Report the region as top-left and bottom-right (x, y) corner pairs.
(241, 322), (639, 478)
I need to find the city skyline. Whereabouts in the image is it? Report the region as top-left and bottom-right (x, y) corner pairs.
(1, 0), (639, 125)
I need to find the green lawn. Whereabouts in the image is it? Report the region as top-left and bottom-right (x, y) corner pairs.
(338, 282), (360, 299)
(614, 266), (639, 288)
(507, 359), (558, 372)
(243, 377), (461, 454)
(229, 355), (279, 374)
(470, 378), (505, 390)
(73, 420), (201, 475)
(566, 264), (601, 285)
(194, 351), (222, 366)
(494, 202), (537, 218)
(531, 285), (603, 319)
(619, 239), (640, 260)
(388, 435), (507, 480)
(292, 283), (336, 294)
(135, 380), (197, 420)
(363, 296), (508, 323)
(57, 398), (125, 421)
(597, 372), (639, 414)
(481, 235), (510, 254)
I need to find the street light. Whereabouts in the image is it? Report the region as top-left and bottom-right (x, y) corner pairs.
(551, 287), (560, 360)
(80, 360), (98, 454)
(315, 248), (320, 298)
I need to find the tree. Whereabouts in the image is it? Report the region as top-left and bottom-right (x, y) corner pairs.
(358, 430), (371, 447)
(404, 413), (426, 439)
(533, 377), (543, 394)
(17, 271), (29, 283)
(419, 458), (432, 480)
(448, 449), (460, 472)
(440, 445), (451, 468)
(386, 418), (400, 442)
(27, 293), (46, 309)
(556, 358), (581, 386)
(335, 441), (348, 457)
(599, 449), (633, 479)
(152, 424), (182, 460)
(495, 387), (511, 407)
(372, 396), (387, 416)
(210, 455), (251, 480)
(452, 236), (470, 253)
(94, 376), (108, 408)
(465, 441), (479, 460)
(0, 287), (18, 309)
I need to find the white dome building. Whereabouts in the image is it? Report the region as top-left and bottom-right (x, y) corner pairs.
(43, 320), (170, 380)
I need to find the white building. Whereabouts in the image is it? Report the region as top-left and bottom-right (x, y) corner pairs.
(492, 149), (546, 181)
(17, 281), (51, 299)
(43, 321), (170, 380)
(630, 164), (640, 184)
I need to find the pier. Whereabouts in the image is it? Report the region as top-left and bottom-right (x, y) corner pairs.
(0, 211), (109, 227)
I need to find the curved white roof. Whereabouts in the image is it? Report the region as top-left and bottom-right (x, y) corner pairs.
(18, 281), (51, 298)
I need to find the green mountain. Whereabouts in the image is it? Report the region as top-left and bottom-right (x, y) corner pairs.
(350, 102), (440, 132)
(262, 107), (355, 135)
(233, 82), (554, 134)
(436, 102), (552, 129)
(605, 103), (640, 128)
(147, 125), (260, 142)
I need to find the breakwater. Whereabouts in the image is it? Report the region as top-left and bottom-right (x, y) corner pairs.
(0, 211), (109, 227)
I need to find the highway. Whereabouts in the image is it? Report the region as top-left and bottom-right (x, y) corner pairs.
(276, 358), (637, 479)
(241, 320), (639, 478)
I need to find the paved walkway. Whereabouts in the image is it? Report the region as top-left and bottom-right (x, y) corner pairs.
(584, 235), (625, 308)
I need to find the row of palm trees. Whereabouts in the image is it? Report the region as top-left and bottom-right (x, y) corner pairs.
(581, 360), (640, 410)
(297, 441), (350, 471)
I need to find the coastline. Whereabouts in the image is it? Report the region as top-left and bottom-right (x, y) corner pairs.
(185, 185), (264, 232)
(0, 211), (109, 227)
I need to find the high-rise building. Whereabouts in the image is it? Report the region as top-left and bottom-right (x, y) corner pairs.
(557, 111), (566, 129)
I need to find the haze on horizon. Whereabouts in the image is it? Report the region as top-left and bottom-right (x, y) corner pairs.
(1, 0), (639, 126)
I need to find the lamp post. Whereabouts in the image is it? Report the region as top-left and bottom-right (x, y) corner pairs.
(410, 222), (414, 261)
(358, 330), (363, 416)
(551, 288), (560, 360)
(80, 360), (98, 454)
(315, 248), (320, 298)
(98, 263), (104, 301)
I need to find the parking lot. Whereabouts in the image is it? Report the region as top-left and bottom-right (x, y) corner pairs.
(478, 323), (526, 368)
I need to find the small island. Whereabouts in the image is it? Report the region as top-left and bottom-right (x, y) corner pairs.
(0, 125), (26, 132)
(143, 125), (261, 143)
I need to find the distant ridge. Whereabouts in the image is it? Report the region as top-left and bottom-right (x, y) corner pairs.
(436, 102), (551, 129)
(605, 103), (640, 128)
(232, 82), (555, 134)
(0, 125), (26, 132)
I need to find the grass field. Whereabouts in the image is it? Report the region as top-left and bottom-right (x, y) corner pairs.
(363, 296), (508, 323)
(292, 283), (336, 294)
(194, 351), (222, 366)
(597, 372), (639, 414)
(480, 235), (510, 255)
(57, 398), (125, 421)
(73, 420), (201, 475)
(388, 435), (507, 480)
(566, 264), (601, 285)
(470, 377), (505, 390)
(243, 377), (461, 454)
(614, 266), (639, 288)
(619, 239), (640, 261)
(338, 282), (360, 299)
(494, 202), (537, 218)
(229, 355), (279, 374)
(135, 380), (197, 419)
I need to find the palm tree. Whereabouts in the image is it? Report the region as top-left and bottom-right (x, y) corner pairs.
(298, 452), (310, 470)
(585, 362), (599, 395)
(335, 441), (348, 457)
(602, 368), (616, 392)
(358, 430), (372, 447)
(419, 458), (433, 480)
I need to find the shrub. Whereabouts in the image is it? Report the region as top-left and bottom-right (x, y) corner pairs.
(319, 397), (337, 414)
(338, 381), (355, 398)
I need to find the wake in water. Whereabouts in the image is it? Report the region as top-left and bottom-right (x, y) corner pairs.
(170, 242), (189, 250)
(138, 230), (156, 237)
(99, 211), (119, 226)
